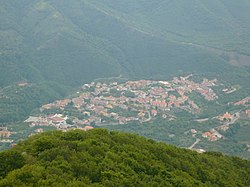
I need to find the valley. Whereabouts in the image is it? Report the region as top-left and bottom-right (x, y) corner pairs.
(1, 1), (250, 185)
(1, 74), (249, 159)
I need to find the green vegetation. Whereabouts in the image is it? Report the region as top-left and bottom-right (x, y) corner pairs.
(1, 0), (250, 165)
(1, 0), (250, 88)
(1, 0), (250, 125)
(0, 82), (69, 123)
(88, 0), (250, 54)
(0, 129), (249, 186)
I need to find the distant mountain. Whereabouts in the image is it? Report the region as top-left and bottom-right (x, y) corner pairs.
(0, 129), (249, 186)
(1, 0), (250, 87)
(89, 0), (250, 53)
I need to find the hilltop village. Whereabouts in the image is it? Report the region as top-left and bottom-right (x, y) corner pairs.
(23, 75), (249, 135)
(1, 75), (249, 153)
(26, 75), (218, 130)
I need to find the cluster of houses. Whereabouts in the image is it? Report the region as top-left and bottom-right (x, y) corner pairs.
(233, 97), (250, 118)
(25, 114), (68, 128)
(234, 97), (250, 106)
(202, 128), (224, 142)
(218, 112), (234, 121)
(0, 127), (13, 138)
(246, 110), (250, 117)
(1, 76), (247, 151)
(36, 75), (218, 127)
(25, 114), (94, 132)
(217, 124), (230, 131)
(0, 127), (16, 143)
(21, 76), (249, 146)
(41, 99), (72, 111)
(202, 110), (247, 141)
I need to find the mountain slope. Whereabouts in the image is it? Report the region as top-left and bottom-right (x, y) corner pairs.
(87, 0), (250, 53)
(1, 0), (250, 124)
(0, 129), (249, 186)
(2, 0), (249, 87)
(0, 0), (124, 87)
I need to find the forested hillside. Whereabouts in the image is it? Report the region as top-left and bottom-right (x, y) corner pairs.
(1, 0), (250, 87)
(89, 0), (250, 54)
(1, 0), (250, 123)
(0, 129), (249, 186)
(0, 82), (69, 123)
(1, 0), (250, 161)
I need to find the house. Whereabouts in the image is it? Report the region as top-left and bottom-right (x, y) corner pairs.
(202, 132), (212, 138)
(41, 103), (53, 110)
(159, 81), (171, 87)
(106, 104), (113, 109)
(169, 95), (176, 101)
(151, 109), (158, 116)
(234, 97), (250, 105)
(0, 127), (14, 138)
(246, 110), (250, 117)
(193, 148), (206, 153)
(150, 88), (165, 96)
(17, 81), (28, 87)
(209, 136), (218, 142)
(191, 129), (197, 134)
(138, 111), (145, 117)
(0, 127), (7, 131)
(50, 116), (65, 123)
(48, 114), (67, 124)
(35, 128), (44, 133)
(162, 114), (167, 119)
(152, 100), (167, 108)
(83, 111), (91, 116)
(219, 112), (233, 121)
(84, 126), (94, 131)
(173, 101), (181, 107)
(218, 125), (229, 131)
(25, 116), (41, 123)
(168, 101), (174, 108)
(0, 131), (11, 138)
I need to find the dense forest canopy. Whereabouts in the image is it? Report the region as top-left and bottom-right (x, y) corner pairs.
(0, 129), (249, 186)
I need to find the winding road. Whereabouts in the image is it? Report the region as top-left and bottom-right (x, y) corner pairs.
(188, 137), (201, 150)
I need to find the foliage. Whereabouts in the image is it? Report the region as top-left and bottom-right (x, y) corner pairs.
(0, 150), (25, 178)
(0, 0), (250, 174)
(1, 0), (250, 89)
(0, 82), (68, 123)
(0, 129), (249, 186)
(1, 0), (250, 127)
